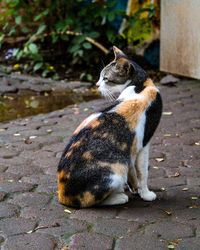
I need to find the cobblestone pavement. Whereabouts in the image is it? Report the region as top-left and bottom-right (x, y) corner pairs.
(0, 79), (200, 250)
(0, 72), (92, 94)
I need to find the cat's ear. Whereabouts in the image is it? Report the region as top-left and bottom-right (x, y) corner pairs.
(113, 46), (126, 60)
(115, 57), (135, 75)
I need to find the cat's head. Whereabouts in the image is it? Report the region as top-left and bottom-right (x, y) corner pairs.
(96, 46), (147, 100)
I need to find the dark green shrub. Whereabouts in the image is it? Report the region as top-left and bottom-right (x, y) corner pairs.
(0, 0), (158, 79)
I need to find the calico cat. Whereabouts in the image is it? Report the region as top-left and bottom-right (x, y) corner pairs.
(57, 46), (162, 208)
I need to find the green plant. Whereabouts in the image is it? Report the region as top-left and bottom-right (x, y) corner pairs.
(0, 0), (158, 78)
(0, 0), (123, 76)
(121, 2), (158, 46)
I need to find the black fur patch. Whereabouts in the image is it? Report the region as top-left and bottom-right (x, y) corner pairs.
(143, 92), (162, 146)
(57, 112), (135, 203)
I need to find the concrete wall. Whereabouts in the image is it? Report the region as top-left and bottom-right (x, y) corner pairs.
(160, 0), (200, 79)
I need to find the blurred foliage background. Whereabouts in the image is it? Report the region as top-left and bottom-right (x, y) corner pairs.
(0, 0), (160, 80)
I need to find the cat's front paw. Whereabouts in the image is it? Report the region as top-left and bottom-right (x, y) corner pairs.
(139, 190), (157, 201)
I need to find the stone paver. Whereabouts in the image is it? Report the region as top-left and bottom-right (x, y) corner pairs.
(0, 79), (200, 249)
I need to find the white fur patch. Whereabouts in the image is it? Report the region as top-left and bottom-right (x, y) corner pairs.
(117, 85), (137, 101)
(135, 112), (146, 150)
(96, 77), (132, 100)
(101, 192), (129, 205)
(84, 113), (102, 126)
(110, 173), (127, 191)
(109, 80), (132, 94)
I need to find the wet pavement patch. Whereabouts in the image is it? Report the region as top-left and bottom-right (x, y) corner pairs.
(0, 89), (100, 122)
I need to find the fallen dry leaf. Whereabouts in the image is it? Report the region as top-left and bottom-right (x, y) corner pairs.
(181, 160), (192, 168)
(164, 134), (171, 137)
(26, 230), (34, 234)
(168, 244), (175, 249)
(164, 210), (172, 216)
(14, 133), (21, 136)
(61, 247), (68, 250)
(163, 111), (173, 116)
(64, 209), (72, 214)
(29, 135), (37, 139)
(24, 138), (32, 144)
(168, 239), (181, 249)
(155, 158), (164, 162)
(169, 172), (180, 178)
(191, 196), (198, 200)
(189, 205), (199, 209)
(46, 129), (52, 133)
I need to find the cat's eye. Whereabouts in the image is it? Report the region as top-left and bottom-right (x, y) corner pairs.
(111, 62), (116, 66)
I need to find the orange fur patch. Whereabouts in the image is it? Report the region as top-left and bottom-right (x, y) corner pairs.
(82, 151), (93, 160)
(73, 115), (101, 135)
(117, 57), (128, 65)
(65, 139), (83, 158)
(73, 117), (89, 135)
(128, 167), (138, 190)
(65, 150), (73, 158)
(102, 132), (108, 138)
(143, 78), (155, 87)
(70, 140), (82, 149)
(116, 100), (142, 128)
(99, 161), (127, 176)
(89, 119), (101, 129)
(121, 142), (128, 151)
(58, 170), (70, 181)
(131, 138), (137, 155)
(79, 191), (95, 207)
(116, 82), (158, 129)
(57, 171), (72, 206)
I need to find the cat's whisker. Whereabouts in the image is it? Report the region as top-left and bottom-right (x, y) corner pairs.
(106, 89), (116, 102)
(101, 89), (112, 102)
(104, 91), (113, 102)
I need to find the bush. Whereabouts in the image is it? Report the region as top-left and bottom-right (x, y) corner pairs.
(0, 0), (159, 79)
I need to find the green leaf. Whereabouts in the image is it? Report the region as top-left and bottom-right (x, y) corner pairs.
(36, 24), (46, 35)
(15, 16), (22, 25)
(83, 42), (92, 49)
(74, 35), (85, 44)
(42, 69), (50, 78)
(88, 31), (100, 38)
(28, 43), (38, 54)
(68, 44), (81, 54)
(13, 48), (20, 57)
(8, 27), (16, 36)
(108, 13), (115, 22)
(22, 27), (29, 33)
(0, 33), (5, 43)
(33, 62), (43, 72)
(34, 9), (49, 21)
(16, 50), (23, 60)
